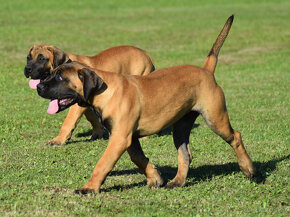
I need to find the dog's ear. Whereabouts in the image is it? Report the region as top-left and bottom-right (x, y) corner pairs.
(66, 59), (72, 63)
(78, 68), (104, 102)
(28, 45), (34, 54)
(47, 46), (70, 68)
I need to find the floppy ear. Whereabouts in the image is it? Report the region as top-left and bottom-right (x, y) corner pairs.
(78, 68), (104, 102)
(28, 45), (34, 54)
(47, 46), (70, 68)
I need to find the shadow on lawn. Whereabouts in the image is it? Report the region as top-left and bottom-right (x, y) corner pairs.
(102, 180), (147, 193)
(75, 130), (110, 140)
(163, 154), (289, 185)
(72, 125), (286, 191)
(106, 155), (289, 192)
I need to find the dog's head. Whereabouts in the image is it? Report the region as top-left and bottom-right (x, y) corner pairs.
(24, 45), (70, 89)
(37, 61), (105, 114)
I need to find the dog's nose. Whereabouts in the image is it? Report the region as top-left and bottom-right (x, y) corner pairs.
(24, 66), (32, 78)
(37, 83), (45, 94)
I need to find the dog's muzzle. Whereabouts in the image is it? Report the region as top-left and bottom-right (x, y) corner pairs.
(24, 65), (32, 78)
(36, 83), (45, 96)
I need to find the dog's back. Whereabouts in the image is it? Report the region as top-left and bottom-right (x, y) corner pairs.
(84, 45), (155, 76)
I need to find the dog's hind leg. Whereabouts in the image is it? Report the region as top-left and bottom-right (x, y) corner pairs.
(166, 111), (199, 188)
(127, 138), (164, 188)
(200, 86), (255, 178)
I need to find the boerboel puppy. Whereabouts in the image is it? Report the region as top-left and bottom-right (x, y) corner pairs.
(37, 15), (255, 194)
(24, 45), (155, 145)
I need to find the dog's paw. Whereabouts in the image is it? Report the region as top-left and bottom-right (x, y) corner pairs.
(238, 159), (256, 178)
(45, 140), (65, 146)
(90, 134), (103, 141)
(165, 179), (185, 189)
(74, 188), (98, 195)
(147, 176), (164, 188)
(165, 182), (179, 189)
(90, 130), (104, 141)
(240, 164), (256, 178)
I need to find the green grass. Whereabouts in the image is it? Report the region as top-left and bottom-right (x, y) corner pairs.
(0, 0), (289, 216)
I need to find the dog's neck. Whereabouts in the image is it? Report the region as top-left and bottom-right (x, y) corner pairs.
(66, 52), (95, 68)
(90, 71), (129, 119)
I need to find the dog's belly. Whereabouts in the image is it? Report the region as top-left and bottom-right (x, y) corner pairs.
(136, 103), (194, 136)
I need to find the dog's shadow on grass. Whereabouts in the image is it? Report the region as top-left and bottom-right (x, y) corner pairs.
(74, 130), (110, 141)
(72, 126), (286, 191)
(164, 154), (289, 185)
(105, 155), (289, 192)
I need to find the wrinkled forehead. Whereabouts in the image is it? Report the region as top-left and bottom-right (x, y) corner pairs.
(57, 62), (86, 73)
(56, 64), (83, 88)
(29, 45), (52, 58)
(53, 63), (78, 76)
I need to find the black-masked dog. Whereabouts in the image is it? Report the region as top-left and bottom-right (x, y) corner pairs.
(24, 45), (155, 145)
(37, 15), (255, 194)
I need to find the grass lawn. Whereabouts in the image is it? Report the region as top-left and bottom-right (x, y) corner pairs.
(0, 0), (289, 216)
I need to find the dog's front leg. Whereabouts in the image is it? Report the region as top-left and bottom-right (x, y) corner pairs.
(84, 107), (104, 140)
(75, 132), (132, 194)
(46, 104), (87, 146)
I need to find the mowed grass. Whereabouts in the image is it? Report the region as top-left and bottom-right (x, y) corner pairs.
(0, 0), (289, 216)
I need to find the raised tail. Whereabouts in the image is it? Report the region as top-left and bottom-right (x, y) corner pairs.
(203, 15), (234, 73)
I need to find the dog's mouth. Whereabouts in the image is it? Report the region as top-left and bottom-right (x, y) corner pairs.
(47, 98), (76, 114)
(28, 71), (51, 89)
(29, 79), (41, 89)
(28, 75), (50, 89)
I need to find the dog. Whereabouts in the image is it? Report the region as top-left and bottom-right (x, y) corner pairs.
(37, 15), (255, 194)
(24, 45), (155, 145)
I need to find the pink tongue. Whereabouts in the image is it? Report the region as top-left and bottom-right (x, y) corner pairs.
(29, 79), (40, 89)
(47, 99), (59, 114)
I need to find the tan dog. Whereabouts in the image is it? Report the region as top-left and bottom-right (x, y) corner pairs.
(37, 15), (255, 194)
(24, 45), (155, 145)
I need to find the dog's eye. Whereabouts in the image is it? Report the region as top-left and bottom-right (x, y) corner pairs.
(56, 74), (63, 81)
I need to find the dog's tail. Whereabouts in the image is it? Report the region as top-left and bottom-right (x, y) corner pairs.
(203, 15), (234, 74)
